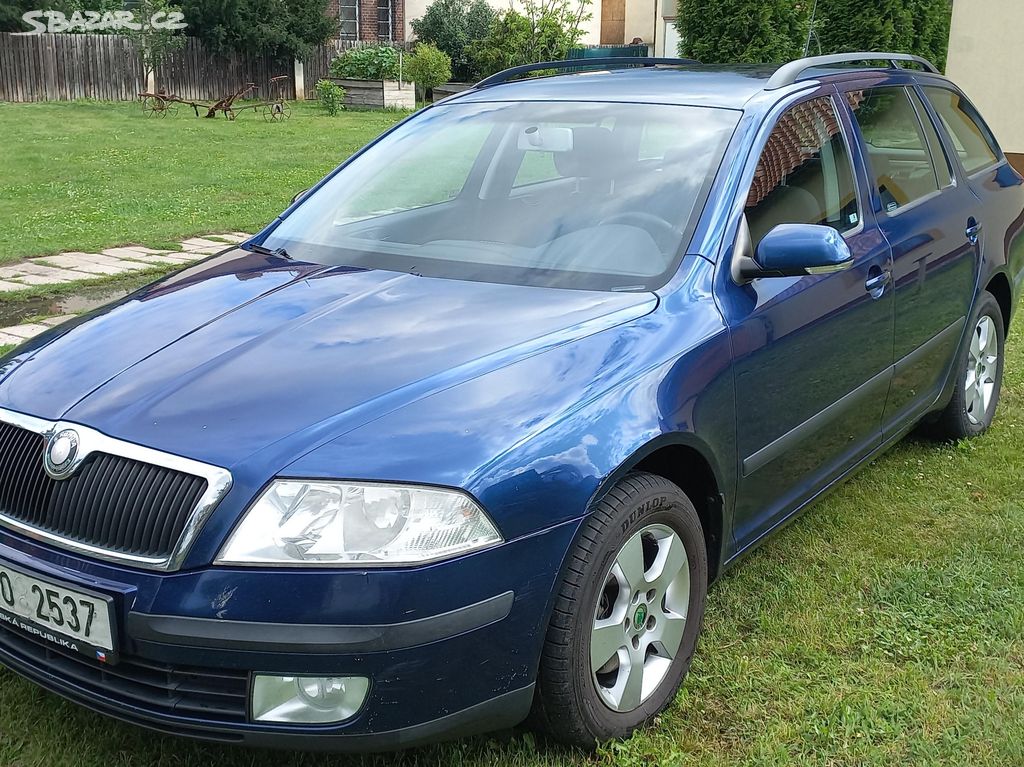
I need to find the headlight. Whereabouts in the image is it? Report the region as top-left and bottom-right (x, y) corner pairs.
(216, 481), (502, 566)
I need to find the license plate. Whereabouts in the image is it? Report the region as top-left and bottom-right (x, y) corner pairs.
(0, 557), (117, 664)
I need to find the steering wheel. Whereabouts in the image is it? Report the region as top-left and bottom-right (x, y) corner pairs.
(600, 212), (680, 252)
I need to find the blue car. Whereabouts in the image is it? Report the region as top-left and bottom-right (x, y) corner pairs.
(0, 52), (1021, 749)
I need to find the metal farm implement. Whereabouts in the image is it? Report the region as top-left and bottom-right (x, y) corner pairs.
(139, 76), (291, 121)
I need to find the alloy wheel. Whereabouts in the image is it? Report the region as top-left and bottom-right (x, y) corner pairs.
(590, 524), (690, 712)
(966, 315), (999, 425)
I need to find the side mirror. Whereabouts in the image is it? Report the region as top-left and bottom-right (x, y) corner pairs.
(732, 222), (854, 283)
(291, 188), (310, 205)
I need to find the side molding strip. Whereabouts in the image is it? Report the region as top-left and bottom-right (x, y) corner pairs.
(127, 591), (515, 653)
(742, 367), (891, 477)
(742, 317), (965, 477)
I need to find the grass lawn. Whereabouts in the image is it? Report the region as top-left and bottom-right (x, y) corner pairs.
(0, 321), (1021, 765)
(0, 101), (408, 264)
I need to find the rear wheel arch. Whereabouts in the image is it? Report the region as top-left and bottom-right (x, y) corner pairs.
(591, 435), (726, 583)
(985, 271), (1013, 333)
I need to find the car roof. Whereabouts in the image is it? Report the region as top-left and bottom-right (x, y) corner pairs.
(448, 66), (778, 110)
(444, 53), (950, 111)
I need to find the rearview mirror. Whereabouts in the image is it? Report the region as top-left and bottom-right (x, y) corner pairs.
(732, 222), (854, 283)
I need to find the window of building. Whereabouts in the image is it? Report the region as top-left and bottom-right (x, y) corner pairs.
(377, 0), (393, 40)
(745, 96), (860, 248)
(847, 87), (940, 213)
(338, 0), (357, 39)
(923, 86), (1001, 175)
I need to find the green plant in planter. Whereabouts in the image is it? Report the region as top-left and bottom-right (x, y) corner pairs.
(406, 43), (453, 97)
(329, 45), (403, 81)
(315, 79), (346, 115)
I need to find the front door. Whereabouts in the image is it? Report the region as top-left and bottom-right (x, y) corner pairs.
(600, 0), (625, 44)
(841, 82), (981, 433)
(724, 93), (894, 548)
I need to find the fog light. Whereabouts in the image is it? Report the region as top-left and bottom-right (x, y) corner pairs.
(252, 674), (369, 724)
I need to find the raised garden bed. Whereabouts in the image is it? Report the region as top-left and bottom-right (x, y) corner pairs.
(328, 78), (415, 110)
(432, 82), (474, 102)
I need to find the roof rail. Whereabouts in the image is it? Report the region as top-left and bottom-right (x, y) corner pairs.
(475, 57), (701, 89)
(765, 51), (940, 90)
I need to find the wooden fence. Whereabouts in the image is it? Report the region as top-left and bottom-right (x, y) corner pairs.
(0, 33), (406, 103)
(0, 33), (141, 101)
(154, 38), (295, 101)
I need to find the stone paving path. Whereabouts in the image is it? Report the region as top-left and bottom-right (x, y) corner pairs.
(0, 232), (251, 347)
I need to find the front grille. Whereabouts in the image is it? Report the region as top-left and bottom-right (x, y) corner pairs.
(0, 620), (250, 723)
(0, 422), (208, 560)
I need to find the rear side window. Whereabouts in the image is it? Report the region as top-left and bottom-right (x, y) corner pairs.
(922, 86), (1001, 175)
(745, 96), (860, 247)
(847, 87), (940, 213)
(910, 89), (953, 187)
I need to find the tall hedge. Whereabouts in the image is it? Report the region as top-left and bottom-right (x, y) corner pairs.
(814, 0), (952, 69)
(676, 0), (805, 64)
(676, 0), (953, 70)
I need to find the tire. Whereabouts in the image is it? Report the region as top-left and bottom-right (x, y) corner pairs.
(530, 472), (708, 747)
(930, 291), (1005, 440)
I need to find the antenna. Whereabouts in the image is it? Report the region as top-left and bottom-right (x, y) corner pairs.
(803, 0), (820, 58)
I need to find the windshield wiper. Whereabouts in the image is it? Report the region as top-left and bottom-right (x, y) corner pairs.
(246, 242), (293, 260)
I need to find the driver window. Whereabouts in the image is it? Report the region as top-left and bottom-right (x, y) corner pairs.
(745, 97), (860, 248)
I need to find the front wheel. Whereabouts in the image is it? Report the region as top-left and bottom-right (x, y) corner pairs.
(530, 472), (708, 747)
(929, 291), (1005, 440)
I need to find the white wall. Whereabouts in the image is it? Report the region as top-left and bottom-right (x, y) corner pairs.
(405, 0), (601, 48)
(946, 0), (1024, 154)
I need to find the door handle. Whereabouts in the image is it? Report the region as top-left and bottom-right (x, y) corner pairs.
(865, 270), (891, 297)
(966, 219), (983, 244)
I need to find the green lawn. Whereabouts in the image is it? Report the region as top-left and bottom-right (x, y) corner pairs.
(0, 324), (1021, 765)
(0, 101), (408, 264)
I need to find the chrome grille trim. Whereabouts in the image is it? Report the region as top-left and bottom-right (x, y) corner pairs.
(0, 407), (232, 571)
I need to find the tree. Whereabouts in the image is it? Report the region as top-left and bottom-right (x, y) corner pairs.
(406, 42), (453, 95)
(178, 0), (335, 60)
(124, 0), (186, 89)
(814, 0), (952, 69)
(1, 0), (122, 32)
(468, 0), (591, 78)
(675, 0), (952, 70)
(676, 0), (806, 64)
(411, 0), (496, 82)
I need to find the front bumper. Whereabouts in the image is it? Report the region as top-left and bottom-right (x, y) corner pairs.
(0, 518), (581, 750)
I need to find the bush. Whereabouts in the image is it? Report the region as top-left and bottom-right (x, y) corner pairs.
(411, 0), (496, 81)
(675, 0), (952, 69)
(468, 0), (590, 78)
(315, 79), (346, 115)
(406, 43), (453, 94)
(329, 45), (403, 81)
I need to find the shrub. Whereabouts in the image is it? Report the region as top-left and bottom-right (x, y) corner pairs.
(329, 45), (403, 81)
(406, 43), (453, 94)
(675, 0), (952, 69)
(468, 0), (590, 78)
(315, 79), (346, 115)
(411, 0), (496, 81)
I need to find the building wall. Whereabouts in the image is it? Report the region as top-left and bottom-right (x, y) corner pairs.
(325, 0), (406, 42)
(946, 0), (1023, 155)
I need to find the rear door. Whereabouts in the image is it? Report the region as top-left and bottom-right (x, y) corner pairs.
(839, 80), (982, 433)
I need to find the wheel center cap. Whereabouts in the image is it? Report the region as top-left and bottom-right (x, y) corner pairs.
(632, 604), (648, 631)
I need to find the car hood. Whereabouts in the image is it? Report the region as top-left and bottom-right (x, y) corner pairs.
(0, 249), (657, 471)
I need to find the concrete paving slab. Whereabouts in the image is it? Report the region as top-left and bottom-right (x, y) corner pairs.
(1, 323), (50, 339)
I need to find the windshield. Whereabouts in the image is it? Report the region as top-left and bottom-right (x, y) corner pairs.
(264, 100), (738, 291)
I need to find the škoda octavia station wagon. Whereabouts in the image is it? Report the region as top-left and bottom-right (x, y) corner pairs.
(0, 52), (1021, 749)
